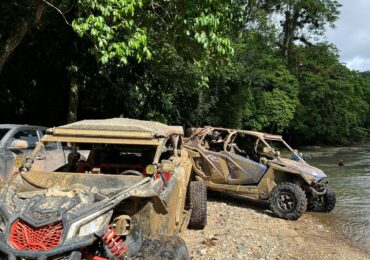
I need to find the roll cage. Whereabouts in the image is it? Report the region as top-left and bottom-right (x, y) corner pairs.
(190, 127), (303, 162)
(20, 126), (184, 175)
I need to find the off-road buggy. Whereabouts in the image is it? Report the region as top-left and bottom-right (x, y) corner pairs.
(0, 124), (65, 184)
(0, 118), (207, 259)
(185, 127), (336, 220)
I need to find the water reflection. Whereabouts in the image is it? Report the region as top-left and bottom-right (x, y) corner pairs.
(308, 150), (370, 251)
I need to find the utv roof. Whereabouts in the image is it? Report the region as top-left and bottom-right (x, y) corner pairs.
(42, 118), (183, 145)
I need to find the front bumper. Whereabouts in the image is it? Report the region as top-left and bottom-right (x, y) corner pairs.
(309, 178), (328, 197)
(0, 232), (96, 260)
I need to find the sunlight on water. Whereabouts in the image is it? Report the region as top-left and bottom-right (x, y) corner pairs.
(308, 150), (370, 251)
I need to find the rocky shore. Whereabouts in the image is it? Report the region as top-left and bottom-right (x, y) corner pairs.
(184, 192), (370, 260)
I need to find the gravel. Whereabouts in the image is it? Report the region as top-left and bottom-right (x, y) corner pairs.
(183, 192), (370, 260)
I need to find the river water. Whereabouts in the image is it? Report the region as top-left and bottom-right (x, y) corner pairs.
(308, 149), (370, 251)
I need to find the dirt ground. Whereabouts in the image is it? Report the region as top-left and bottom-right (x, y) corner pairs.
(183, 192), (370, 260)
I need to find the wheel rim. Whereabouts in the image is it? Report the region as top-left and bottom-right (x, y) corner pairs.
(277, 191), (296, 212)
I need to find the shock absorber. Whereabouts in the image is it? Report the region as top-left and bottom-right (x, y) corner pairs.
(101, 225), (128, 258)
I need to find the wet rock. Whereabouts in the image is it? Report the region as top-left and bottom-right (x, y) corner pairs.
(200, 249), (207, 256)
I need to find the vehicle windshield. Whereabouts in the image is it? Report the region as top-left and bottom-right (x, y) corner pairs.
(263, 139), (301, 161)
(0, 128), (10, 143)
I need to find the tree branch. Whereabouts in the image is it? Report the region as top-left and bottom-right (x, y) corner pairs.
(41, 0), (71, 26)
(0, 1), (48, 75)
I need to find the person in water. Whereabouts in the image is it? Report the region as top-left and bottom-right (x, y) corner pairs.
(338, 160), (344, 166)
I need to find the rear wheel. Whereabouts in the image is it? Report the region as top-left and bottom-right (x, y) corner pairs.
(308, 188), (336, 212)
(186, 181), (207, 229)
(269, 182), (307, 220)
(136, 236), (189, 260)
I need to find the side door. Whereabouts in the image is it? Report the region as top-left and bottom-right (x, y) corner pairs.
(224, 153), (267, 185)
(223, 133), (267, 185)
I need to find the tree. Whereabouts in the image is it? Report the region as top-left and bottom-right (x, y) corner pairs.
(204, 19), (299, 133)
(264, 0), (341, 61)
(361, 71), (370, 81)
(70, 0), (247, 124)
(0, 0), (369, 147)
(0, 0), (86, 125)
(291, 44), (369, 144)
(0, 1), (48, 75)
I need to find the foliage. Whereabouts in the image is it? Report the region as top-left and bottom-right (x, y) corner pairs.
(291, 44), (369, 144)
(1, 0), (370, 146)
(72, 0), (244, 68)
(361, 71), (370, 81)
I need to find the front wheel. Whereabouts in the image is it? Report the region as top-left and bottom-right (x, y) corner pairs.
(269, 182), (307, 220)
(308, 188), (336, 212)
(136, 236), (189, 260)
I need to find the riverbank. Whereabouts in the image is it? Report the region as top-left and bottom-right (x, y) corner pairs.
(183, 192), (370, 259)
(301, 145), (370, 159)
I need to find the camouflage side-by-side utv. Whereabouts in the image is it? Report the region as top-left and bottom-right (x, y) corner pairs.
(0, 118), (207, 259)
(185, 127), (336, 220)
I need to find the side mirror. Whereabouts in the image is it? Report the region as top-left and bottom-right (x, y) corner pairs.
(9, 140), (29, 150)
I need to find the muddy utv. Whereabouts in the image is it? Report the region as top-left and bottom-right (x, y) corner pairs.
(0, 118), (207, 259)
(185, 127), (336, 220)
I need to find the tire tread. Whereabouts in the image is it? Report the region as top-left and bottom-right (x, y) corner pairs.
(136, 236), (189, 260)
(187, 181), (207, 229)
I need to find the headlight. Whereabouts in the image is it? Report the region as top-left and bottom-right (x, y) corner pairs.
(66, 210), (113, 240)
(311, 172), (320, 179)
(78, 212), (112, 237)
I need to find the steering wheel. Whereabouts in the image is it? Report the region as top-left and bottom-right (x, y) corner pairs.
(119, 169), (144, 177)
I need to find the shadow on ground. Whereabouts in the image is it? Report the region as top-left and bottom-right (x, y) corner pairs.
(207, 190), (273, 216)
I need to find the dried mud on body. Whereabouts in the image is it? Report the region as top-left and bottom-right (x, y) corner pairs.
(183, 192), (370, 260)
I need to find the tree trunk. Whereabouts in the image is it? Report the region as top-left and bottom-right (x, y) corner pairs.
(281, 9), (299, 62)
(67, 64), (79, 123)
(0, 18), (28, 75)
(282, 11), (292, 60)
(0, 1), (46, 75)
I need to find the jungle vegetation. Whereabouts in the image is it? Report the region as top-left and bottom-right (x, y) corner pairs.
(0, 0), (369, 145)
